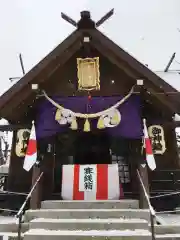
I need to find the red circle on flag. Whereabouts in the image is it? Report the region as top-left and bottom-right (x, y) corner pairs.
(26, 140), (37, 156)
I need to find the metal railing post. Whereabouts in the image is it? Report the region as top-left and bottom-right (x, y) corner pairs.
(150, 212), (155, 240)
(137, 169), (156, 240)
(16, 172), (43, 240)
(17, 212), (23, 240)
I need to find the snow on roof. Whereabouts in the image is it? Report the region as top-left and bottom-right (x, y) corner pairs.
(155, 70), (180, 92)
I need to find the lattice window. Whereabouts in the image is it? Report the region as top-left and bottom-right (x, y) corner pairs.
(112, 155), (130, 183)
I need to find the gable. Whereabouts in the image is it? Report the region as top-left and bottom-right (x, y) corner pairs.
(0, 27), (180, 122)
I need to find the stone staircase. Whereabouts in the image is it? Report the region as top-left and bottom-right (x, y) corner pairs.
(24, 199), (151, 240)
(1, 200), (180, 239)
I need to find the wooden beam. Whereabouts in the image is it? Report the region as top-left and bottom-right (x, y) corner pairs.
(145, 86), (177, 114)
(174, 121), (180, 128)
(0, 124), (31, 131)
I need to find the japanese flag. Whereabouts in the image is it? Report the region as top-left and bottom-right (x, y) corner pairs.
(61, 164), (124, 200)
(143, 119), (156, 171)
(23, 121), (37, 171)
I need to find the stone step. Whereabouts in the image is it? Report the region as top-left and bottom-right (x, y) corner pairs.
(30, 218), (149, 231)
(41, 200), (139, 209)
(156, 233), (180, 239)
(0, 222), (29, 233)
(155, 225), (180, 234)
(25, 209), (150, 222)
(23, 229), (151, 240)
(0, 232), (24, 239)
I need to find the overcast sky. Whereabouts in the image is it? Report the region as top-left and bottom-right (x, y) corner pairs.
(0, 0), (180, 97)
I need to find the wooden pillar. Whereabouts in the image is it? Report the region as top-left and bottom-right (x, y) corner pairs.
(30, 165), (42, 209)
(138, 163), (150, 209)
(128, 140), (139, 199)
(41, 153), (55, 200)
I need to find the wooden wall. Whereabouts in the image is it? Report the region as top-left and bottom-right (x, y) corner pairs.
(41, 47), (134, 97)
(7, 131), (32, 193)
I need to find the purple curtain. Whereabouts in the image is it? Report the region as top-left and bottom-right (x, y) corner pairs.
(35, 95), (143, 139)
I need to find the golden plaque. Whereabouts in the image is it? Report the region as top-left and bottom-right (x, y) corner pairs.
(77, 57), (100, 91)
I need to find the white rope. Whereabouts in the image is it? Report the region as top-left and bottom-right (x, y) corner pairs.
(42, 85), (135, 119)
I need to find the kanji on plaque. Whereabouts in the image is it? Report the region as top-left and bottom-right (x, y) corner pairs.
(84, 167), (94, 190)
(79, 165), (96, 192)
(148, 125), (166, 155)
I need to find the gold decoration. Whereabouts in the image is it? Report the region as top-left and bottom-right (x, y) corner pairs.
(77, 57), (100, 91)
(70, 118), (78, 130)
(15, 129), (31, 157)
(84, 119), (90, 132)
(148, 125), (166, 155)
(97, 117), (105, 129)
(55, 109), (61, 121)
(102, 109), (121, 128)
(111, 111), (120, 125)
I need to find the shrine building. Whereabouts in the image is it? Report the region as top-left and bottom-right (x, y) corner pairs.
(0, 10), (180, 210)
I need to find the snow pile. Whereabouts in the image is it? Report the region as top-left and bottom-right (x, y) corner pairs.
(30, 218), (147, 223)
(0, 216), (16, 224)
(25, 229), (151, 236)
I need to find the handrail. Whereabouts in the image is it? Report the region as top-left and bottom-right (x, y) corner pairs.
(16, 171), (43, 240)
(137, 169), (156, 240)
(137, 170), (155, 216)
(16, 171), (43, 218)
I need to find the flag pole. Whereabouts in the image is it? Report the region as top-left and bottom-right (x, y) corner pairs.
(29, 120), (42, 209)
(138, 118), (150, 208)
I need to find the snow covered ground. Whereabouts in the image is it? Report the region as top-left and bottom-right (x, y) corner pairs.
(156, 213), (180, 225)
(0, 216), (16, 224)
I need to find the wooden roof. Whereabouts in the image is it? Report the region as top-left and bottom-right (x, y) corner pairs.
(0, 11), (180, 122)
